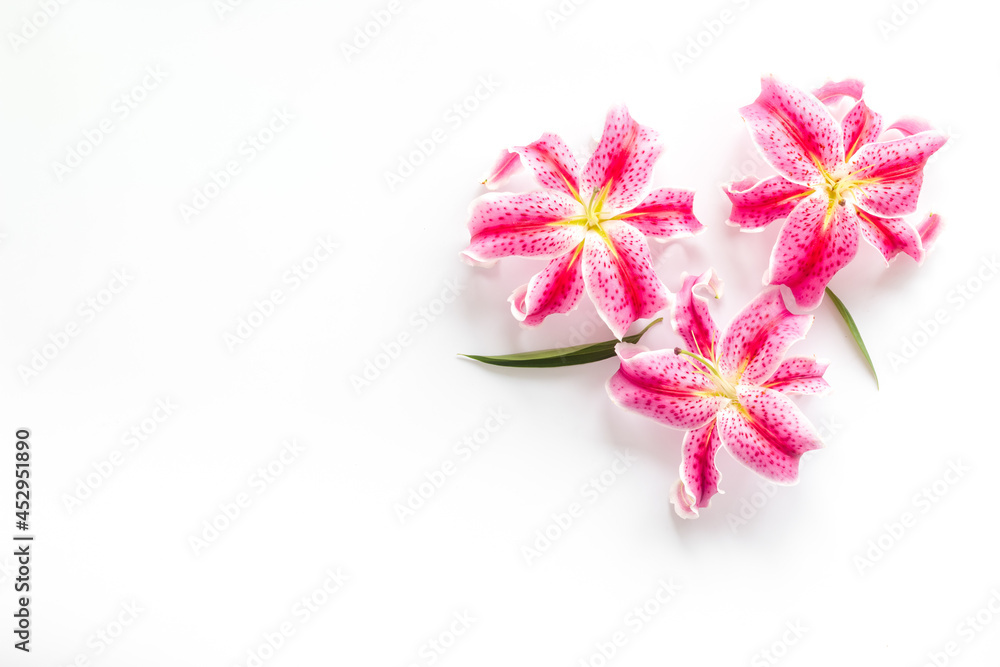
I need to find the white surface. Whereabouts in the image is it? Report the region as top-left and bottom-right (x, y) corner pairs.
(1, 0), (998, 664)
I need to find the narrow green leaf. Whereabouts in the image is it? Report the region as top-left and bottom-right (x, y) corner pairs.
(460, 318), (663, 368)
(825, 288), (879, 390)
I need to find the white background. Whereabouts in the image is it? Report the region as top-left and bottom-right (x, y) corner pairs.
(1, 0), (998, 664)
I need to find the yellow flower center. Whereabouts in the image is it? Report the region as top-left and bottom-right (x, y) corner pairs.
(815, 161), (878, 215)
(582, 182), (614, 231)
(675, 348), (740, 402)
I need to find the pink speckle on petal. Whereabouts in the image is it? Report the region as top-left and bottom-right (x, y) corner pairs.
(848, 131), (948, 218)
(718, 286), (813, 384)
(724, 176), (815, 231)
(717, 386), (823, 484)
(510, 243), (586, 326)
(513, 132), (582, 197)
(678, 420), (723, 513)
(583, 222), (669, 340)
(623, 187), (703, 239)
(608, 345), (724, 429)
(739, 76), (845, 186)
(581, 105), (664, 212)
(463, 191), (584, 264)
(766, 196), (860, 310)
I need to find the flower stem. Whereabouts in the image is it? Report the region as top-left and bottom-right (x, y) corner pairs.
(826, 287), (879, 390)
(459, 318), (663, 368)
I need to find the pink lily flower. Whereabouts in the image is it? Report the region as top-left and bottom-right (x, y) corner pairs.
(463, 105), (703, 340)
(724, 77), (947, 309)
(607, 270), (829, 518)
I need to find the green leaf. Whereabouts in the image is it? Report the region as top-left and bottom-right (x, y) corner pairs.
(825, 287), (879, 390)
(460, 318), (663, 368)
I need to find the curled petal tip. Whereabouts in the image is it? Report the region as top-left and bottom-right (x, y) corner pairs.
(705, 270), (723, 299)
(481, 149), (522, 190)
(670, 480), (700, 519)
(886, 117), (935, 137)
(459, 250), (497, 268)
(813, 78), (866, 104)
(671, 270), (723, 361)
(614, 341), (648, 361)
(917, 213), (943, 252)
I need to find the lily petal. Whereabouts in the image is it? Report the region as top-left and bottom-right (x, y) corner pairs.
(847, 131), (948, 218)
(678, 420), (723, 515)
(672, 269), (722, 361)
(509, 243), (586, 326)
(724, 176), (815, 231)
(886, 117), (934, 137)
(512, 133), (582, 199)
(854, 207), (923, 264)
(717, 386), (823, 484)
(608, 343), (725, 430)
(916, 212), (943, 252)
(583, 221), (669, 340)
(580, 105), (664, 212)
(617, 187), (703, 240)
(762, 357), (831, 395)
(739, 76), (844, 185)
(719, 286), (813, 385)
(842, 99), (884, 161)
(462, 191), (585, 266)
(766, 197), (860, 310)
(812, 79), (865, 104)
(481, 149), (522, 190)
(669, 479), (699, 519)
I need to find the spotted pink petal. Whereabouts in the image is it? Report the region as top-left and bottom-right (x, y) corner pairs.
(847, 131), (948, 218)
(669, 479), (698, 519)
(842, 99), (884, 161)
(766, 197), (860, 310)
(509, 242), (586, 326)
(462, 191), (585, 266)
(854, 207), (923, 264)
(739, 76), (844, 185)
(717, 386), (823, 484)
(512, 133), (582, 199)
(617, 188), (703, 240)
(678, 420), (723, 515)
(762, 357), (831, 395)
(916, 213), (943, 252)
(671, 269), (722, 361)
(718, 286), (813, 385)
(812, 79), (864, 104)
(582, 222), (669, 340)
(580, 105), (663, 213)
(608, 343), (725, 430)
(481, 149), (522, 190)
(887, 117), (934, 137)
(724, 176), (815, 231)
